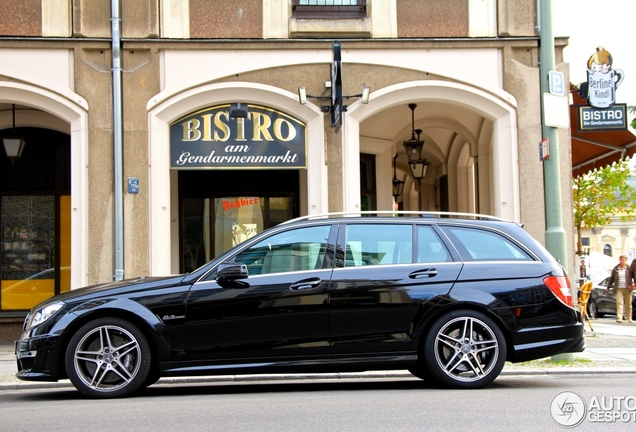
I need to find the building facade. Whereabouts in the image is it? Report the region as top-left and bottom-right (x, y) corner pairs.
(0, 0), (575, 339)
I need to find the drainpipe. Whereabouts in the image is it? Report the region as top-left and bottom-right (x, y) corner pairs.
(111, 0), (124, 281)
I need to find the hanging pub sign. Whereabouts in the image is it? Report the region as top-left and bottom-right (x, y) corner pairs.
(577, 46), (628, 131)
(170, 104), (307, 169)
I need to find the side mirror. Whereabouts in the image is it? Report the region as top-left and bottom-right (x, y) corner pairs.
(217, 262), (249, 281)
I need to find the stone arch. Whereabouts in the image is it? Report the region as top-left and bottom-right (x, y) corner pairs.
(346, 80), (519, 221)
(0, 82), (89, 289)
(147, 82), (326, 275)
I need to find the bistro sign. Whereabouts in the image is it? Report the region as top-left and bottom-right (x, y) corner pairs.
(170, 105), (307, 169)
(577, 46), (627, 131)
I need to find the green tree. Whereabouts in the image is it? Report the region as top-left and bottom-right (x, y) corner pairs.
(629, 106), (636, 129)
(573, 159), (636, 255)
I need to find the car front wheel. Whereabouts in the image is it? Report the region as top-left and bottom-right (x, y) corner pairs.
(588, 301), (598, 319)
(423, 310), (506, 389)
(65, 317), (151, 398)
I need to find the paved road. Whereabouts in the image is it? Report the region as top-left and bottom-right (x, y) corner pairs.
(3, 375), (636, 431)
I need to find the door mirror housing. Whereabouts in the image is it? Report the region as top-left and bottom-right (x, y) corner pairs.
(217, 262), (249, 281)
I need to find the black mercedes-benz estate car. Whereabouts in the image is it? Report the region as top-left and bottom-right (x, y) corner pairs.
(15, 212), (584, 398)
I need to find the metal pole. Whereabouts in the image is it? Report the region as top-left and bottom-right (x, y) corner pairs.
(539, 0), (567, 270)
(539, 0), (572, 362)
(111, 0), (124, 281)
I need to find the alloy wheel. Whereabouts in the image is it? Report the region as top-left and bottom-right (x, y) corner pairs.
(66, 318), (150, 397)
(425, 311), (506, 388)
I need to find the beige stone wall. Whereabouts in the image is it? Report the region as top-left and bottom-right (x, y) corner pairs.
(122, 46), (160, 278)
(0, 0), (574, 284)
(73, 45), (114, 284)
(397, 0), (469, 37)
(0, 0), (41, 36)
(190, 0), (262, 38)
(123, 0), (160, 38)
(498, 0), (538, 37)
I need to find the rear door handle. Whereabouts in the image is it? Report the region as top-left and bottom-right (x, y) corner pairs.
(290, 278), (322, 290)
(409, 268), (438, 279)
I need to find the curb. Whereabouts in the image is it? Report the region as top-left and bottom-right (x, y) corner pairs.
(3, 367), (636, 392)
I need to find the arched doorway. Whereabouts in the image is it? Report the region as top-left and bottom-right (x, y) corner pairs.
(1, 84), (89, 292)
(148, 82), (327, 275)
(0, 127), (70, 310)
(346, 80), (520, 221)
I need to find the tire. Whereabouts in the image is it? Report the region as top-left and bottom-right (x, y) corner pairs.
(65, 317), (151, 398)
(423, 310), (506, 389)
(588, 301), (598, 319)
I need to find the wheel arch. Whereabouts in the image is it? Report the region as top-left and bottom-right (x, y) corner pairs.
(411, 300), (515, 362)
(53, 300), (169, 379)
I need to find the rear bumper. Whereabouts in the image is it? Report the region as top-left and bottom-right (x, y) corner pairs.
(509, 321), (585, 363)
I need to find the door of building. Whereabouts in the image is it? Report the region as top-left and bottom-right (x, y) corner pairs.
(178, 170), (300, 273)
(0, 127), (71, 311)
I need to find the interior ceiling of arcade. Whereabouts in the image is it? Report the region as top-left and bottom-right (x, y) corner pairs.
(360, 100), (484, 178)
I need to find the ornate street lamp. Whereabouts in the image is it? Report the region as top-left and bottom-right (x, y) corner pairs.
(2, 104), (26, 166)
(392, 154), (405, 201)
(402, 104), (431, 209)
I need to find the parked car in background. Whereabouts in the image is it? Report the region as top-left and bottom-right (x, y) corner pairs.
(587, 277), (636, 320)
(15, 212), (584, 398)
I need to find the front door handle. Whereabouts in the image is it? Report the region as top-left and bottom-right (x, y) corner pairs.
(409, 268), (438, 279)
(290, 278), (322, 290)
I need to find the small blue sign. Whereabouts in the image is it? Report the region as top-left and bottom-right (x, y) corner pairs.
(549, 70), (565, 96)
(127, 177), (139, 194)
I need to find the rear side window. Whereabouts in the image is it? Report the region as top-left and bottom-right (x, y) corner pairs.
(417, 226), (451, 263)
(345, 224), (412, 266)
(440, 226), (533, 261)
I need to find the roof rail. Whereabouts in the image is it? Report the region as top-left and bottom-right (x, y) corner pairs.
(280, 211), (510, 225)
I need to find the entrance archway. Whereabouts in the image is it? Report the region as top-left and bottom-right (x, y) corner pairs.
(148, 82), (327, 275)
(346, 80), (520, 221)
(0, 82), (89, 290)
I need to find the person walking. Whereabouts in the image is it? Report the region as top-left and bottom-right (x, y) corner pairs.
(607, 255), (633, 323)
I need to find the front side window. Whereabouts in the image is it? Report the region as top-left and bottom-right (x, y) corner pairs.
(440, 226), (532, 261)
(234, 225), (331, 275)
(345, 224), (412, 266)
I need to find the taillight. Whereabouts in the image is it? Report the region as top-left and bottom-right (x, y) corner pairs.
(544, 276), (574, 308)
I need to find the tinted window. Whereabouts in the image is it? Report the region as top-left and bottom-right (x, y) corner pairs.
(345, 224), (412, 266)
(234, 226), (330, 275)
(440, 226), (532, 261)
(417, 225), (451, 263)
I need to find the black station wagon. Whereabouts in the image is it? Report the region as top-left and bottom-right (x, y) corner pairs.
(15, 212), (584, 398)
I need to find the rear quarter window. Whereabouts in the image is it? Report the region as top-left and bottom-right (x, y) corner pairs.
(439, 225), (533, 261)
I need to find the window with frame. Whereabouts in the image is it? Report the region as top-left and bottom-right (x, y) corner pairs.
(345, 224), (412, 266)
(233, 226), (330, 275)
(439, 226), (533, 262)
(292, 0), (366, 19)
(417, 226), (451, 263)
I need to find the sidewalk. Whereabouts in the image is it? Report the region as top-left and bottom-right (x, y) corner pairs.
(2, 318), (635, 391)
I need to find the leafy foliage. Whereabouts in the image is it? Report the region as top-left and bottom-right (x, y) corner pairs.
(629, 106), (636, 129)
(573, 159), (636, 255)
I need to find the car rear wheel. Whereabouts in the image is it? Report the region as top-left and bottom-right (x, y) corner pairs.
(65, 317), (151, 398)
(423, 310), (506, 389)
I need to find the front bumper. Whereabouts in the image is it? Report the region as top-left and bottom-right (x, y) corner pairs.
(15, 334), (63, 382)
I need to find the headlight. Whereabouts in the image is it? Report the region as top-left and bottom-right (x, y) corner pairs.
(26, 302), (64, 330)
